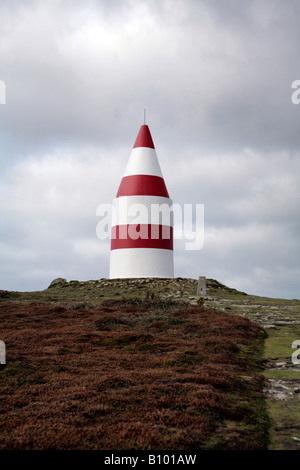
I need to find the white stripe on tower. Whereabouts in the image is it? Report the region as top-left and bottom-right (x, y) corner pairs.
(109, 124), (174, 279)
(123, 147), (163, 177)
(110, 249), (173, 278)
(111, 196), (173, 227)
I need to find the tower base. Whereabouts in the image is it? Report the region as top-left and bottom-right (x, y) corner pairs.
(110, 248), (174, 279)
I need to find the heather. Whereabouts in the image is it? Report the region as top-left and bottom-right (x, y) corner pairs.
(0, 297), (269, 449)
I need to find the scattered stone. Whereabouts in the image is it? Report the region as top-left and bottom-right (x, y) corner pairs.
(0, 290), (9, 298)
(265, 378), (294, 399)
(48, 278), (67, 288)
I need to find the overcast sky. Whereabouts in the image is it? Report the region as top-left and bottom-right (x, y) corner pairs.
(0, 0), (299, 298)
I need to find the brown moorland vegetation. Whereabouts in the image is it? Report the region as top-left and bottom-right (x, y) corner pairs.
(0, 297), (270, 450)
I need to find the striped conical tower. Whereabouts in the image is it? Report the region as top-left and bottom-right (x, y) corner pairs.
(110, 124), (174, 278)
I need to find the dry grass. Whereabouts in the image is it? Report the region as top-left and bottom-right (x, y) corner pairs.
(0, 298), (269, 450)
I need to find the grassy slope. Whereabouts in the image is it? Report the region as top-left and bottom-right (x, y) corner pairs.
(262, 324), (300, 450)
(1, 277), (299, 449)
(0, 283), (269, 450)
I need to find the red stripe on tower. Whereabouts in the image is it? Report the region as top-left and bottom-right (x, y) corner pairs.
(116, 175), (169, 198)
(109, 123), (174, 279)
(133, 124), (155, 149)
(111, 225), (173, 250)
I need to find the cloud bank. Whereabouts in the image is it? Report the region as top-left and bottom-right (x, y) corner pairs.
(0, 0), (299, 298)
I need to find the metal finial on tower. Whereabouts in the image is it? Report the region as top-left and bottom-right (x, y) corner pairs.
(144, 108), (146, 125)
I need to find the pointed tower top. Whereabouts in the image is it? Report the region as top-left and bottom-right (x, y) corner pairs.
(133, 124), (155, 149)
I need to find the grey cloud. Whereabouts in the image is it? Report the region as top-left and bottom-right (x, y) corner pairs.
(0, 0), (299, 298)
